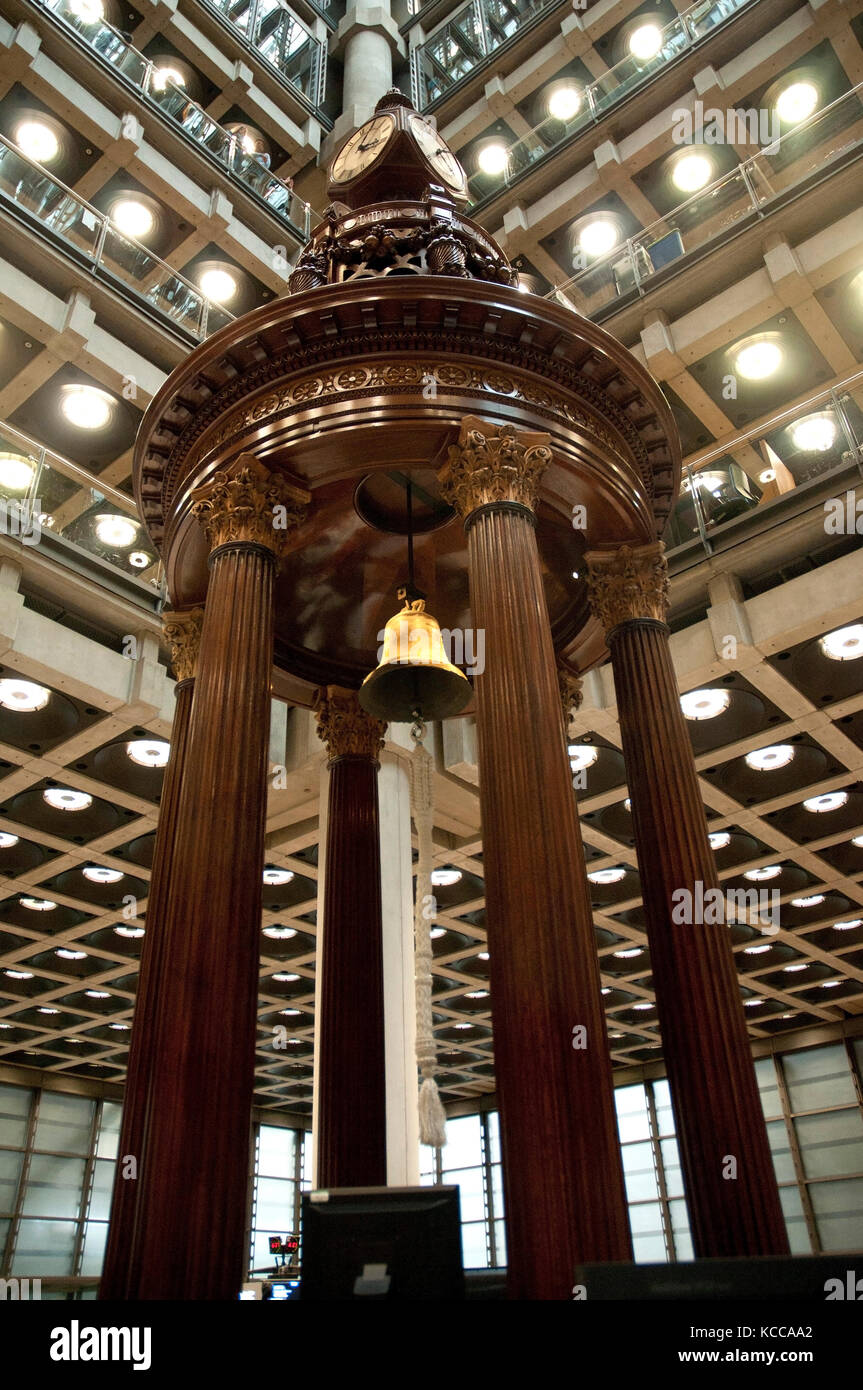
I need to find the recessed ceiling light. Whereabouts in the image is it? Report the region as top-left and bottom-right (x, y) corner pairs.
(68, 0), (104, 19)
(0, 832), (19, 848)
(820, 980), (841, 989)
(430, 927), (446, 939)
(83, 865), (123, 884)
(109, 1022), (131, 1030)
(61, 384), (113, 430)
(601, 986), (611, 994)
(38, 1006), (59, 1014)
(114, 924), (145, 938)
(85, 989), (110, 998)
(759, 468), (775, 484)
(152, 65), (185, 92)
(774, 81), (818, 125)
(272, 972), (299, 982)
(199, 268), (238, 303)
(477, 951), (489, 960)
(632, 1001), (654, 1010)
(819, 625), (863, 662)
(20, 896), (56, 911)
(587, 867), (627, 885)
(671, 152), (713, 192)
(431, 869), (462, 887)
(743, 998), (764, 1007)
(95, 514), (138, 548)
(628, 22), (662, 61)
(263, 925), (296, 939)
(66, 1038), (83, 1044)
(15, 119), (59, 163)
(708, 831), (731, 850)
(833, 919), (862, 931)
(613, 947), (643, 959)
(477, 142), (508, 176)
(547, 85), (581, 122)
(791, 414), (836, 452)
(263, 868), (294, 885)
(791, 894), (825, 908)
(110, 199), (154, 239)
(744, 865), (782, 881)
(466, 989), (489, 998)
(126, 739), (170, 767)
(279, 1008), (301, 1016)
(733, 340), (783, 381)
(129, 551), (150, 569)
(43, 788), (92, 812)
(55, 948), (86, 960)
(610, 1031), (624, 1038)
(0, 679), (50, 711)
(745, 745), (795, 771)
(803, 791), (848, 813)
(0, 452), (37, 492)
(623, 798), (632, 812)
(744, 944), (772, 954)
(784, 963), (808, 972)
(4, 968), (33, 979)
(680, 688), (731, 720)
(569, 744), (599, 772)
(577, 218), (618, 258)
(454, 1022), (472, 1029)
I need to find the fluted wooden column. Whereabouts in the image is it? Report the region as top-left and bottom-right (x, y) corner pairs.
(439, 418), (632, 1301)
(113, 457), (309, 1300)
(100, 607), (203, 1300)
(313, 688), (388, 1188)
(585, 541), (789, 1256)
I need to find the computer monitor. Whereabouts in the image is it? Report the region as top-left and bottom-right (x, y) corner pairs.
(300, 1186), (464, 1301)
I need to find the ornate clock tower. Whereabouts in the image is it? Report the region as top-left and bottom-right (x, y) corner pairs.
(288, 89), (519, 290)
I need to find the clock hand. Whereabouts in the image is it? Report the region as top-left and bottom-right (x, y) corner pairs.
(357, 137), (385, 152)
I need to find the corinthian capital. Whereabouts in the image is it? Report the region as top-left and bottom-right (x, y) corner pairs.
(162, 606), (204, 684)
(191, 455), (310, 557)
(438, 416), (552, 519)
(558, 668), (583, 729)
(314, 686), (386, 763)
(584, 541), (670, 634)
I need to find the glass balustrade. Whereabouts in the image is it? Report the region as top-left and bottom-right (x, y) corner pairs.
(38, 0), (316, 236)
(0, 136), (233, 341)
(547, 84), (863, 318)
(0, 422), (164, 594)
(201, 0), (322, 103)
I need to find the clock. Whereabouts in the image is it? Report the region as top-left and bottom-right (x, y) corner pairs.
(408, 114), (468, 196)
(330, 114), (396, 185)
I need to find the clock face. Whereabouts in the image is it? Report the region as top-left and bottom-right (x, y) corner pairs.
(330, 114), (396, 184)
(408, 114), (468, 195)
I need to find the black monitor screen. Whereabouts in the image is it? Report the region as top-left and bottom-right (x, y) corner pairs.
(300, 1186), (464, 1301)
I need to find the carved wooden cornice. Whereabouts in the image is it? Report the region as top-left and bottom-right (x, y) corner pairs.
(314, 686), (386, 762)
(439, 417), (553, 519)
(190, 456), (310, 557)
(584, 542), (670, 634)
(161, 607), (204, 684)
(558, 668), (584, 727)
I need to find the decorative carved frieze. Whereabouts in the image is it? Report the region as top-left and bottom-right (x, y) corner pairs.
(584, 541), (670, 633)
(439, 417), (553, 519)
(314, 686), (386, 762)
(162, 607), (204, 684)
(190, 455), (310, 557)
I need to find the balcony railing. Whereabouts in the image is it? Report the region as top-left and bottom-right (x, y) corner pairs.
(0, 420), (165, 598)
(412, 0), (750, 112)
(0, 135), (236, 342)
(665, 372), (863, 556)
(545, 83), (863, 319)
(203, 0), (326, 108)
(36, 0), (318, 239)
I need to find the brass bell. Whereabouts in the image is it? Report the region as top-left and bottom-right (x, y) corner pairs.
(359, 593), (472, 722)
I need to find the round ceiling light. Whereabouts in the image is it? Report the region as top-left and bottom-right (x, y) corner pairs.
(819, 624), (863, 662)
(803, 791), (848, 813)
(587, 867), (627, 885)
(833, 918), (862, 931)
(791, 894), (825, 908)
(199, 268), (238, 303)
(744, 943), (771, 954)
(272, 972), (299, 982)
(15, 119), (59, 163)
(477, 951), (489, 960)
(43, 788), (92, 812)
(55, 948), (86, 960)
(68, 0), (104, 19)
(0, 452), (36, 492)
(775, 81), (818, 126)
(476, 142), (509, 176)
(0, 679), (50, 712)
(0, 832), (19, 848)
(95, 514), (138, 548)
(613, 947), (643, 959)
(263, 925), (296, 939)
(680, 688), (731, 720)
(569, 744), (599, 772)
(4, 968), (33, 979)
(759, 468), (775, 484)
(853, 836), (863, 849)
(743, 998), (764, 1007)
(547, 85), (581, 122)
(110, 199), (154, 239)
(431, 868), (462, 887)
(623, 798), (632, 812)
(129, 551), (150, 569)
(791, 414), (836, 453)
(632, 1001), (654, 1011)
(430, 927), (446, 939)
(85, 989), (110, 998)
(577, 218), (619, 258)
(733, 339), (783, 381)
(744, 745), (795, 771)
(744, 865), (782, 881)
(152, 66), (185, 92)
(628, 22), (662, 61)
(61, 384), (113, 430)
(110, 1022), (131, 1030)
(20, 896), (56, 911)
(127, 739), (170, 767)
(114, 924), (145, 938)
(263, 868), (294, 885)
(38, 1006), (59, 1014)
(671, 151), (713, 193)
(83, 865), (123, 884)
(708, 831), (731, 850)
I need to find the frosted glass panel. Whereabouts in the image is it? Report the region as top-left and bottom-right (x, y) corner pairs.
(0, 1149), (23, 1213)
(87, 1159), (116, 1221)
(444, 1166), (485, 1222)
(0, 1084), (31, 1148)
(257, 1126), (296, 1178)
(766, 1119), (796, 1183)
(795, 1108), (863, 1179)
(460, 1220), (488, 1269)
(21, 1155), (86, 1219)
(622, 1141), (659, 1202)
(80, 1220), (108, 1276)
(441, 1115), (482, 1170)
(615, 1084), (651, 1141)
(12, 1218), (77, 1276)
(33, 1093), (94, 1155)
(652, 1078), (677, 1136)
(809, 1179), (863, 1251)
(754, 1056), (781, 1118)
(779, 1184), (811, 1254)
(255, 1177), (297, 1230)
(96, 1101), (122, 1160)
(660, 1137), (684, 1197)
(783, 1045), (856, 1112)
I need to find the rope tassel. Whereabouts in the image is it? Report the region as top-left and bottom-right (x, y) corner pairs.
(409, 724), (447, 1150)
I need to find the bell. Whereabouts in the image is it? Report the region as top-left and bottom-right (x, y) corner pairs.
(359, 594), (472, 722)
